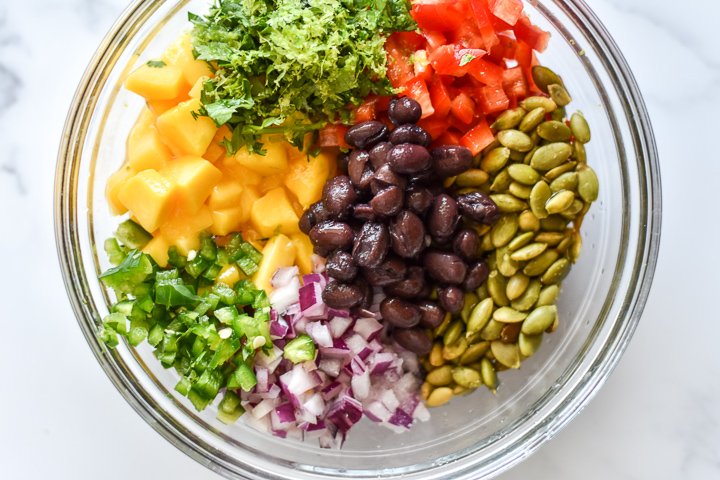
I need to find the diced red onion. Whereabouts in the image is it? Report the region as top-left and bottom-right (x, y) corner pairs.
(306, 321), (333, 348)
(273, 403), (296, 424)
(269, 316), (290, 340)
(255, 367), (269, 393)
(369, 352), (395, 375)
(388, 408), (414, 428)
(271, 266), (299, 288)
(318, 358), (343, 377)
(352, 316), (383, 341)
(270, 277), (301, 313)
(299, 282), (326, 319)
(328, 315), (353, 338)
(251, 398), (278, 419)
(364, 401), (392, 423)
(351, 369), (371, 400)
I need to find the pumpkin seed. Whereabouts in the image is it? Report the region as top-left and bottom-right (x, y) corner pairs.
(509, 149), (526, 162)
(467, 297), (494, 336)
(453, 385), (470, 396)
(459, 341), (490, 365)
(511, 279), (542, 311)
(545, 190), (575, 214)
(498, 252), (520, 277)
(452, 367), (482, 389)
(570, 231), (582, 262)
(490, 194), (528, 213)
(531, 65), (564, 94)
(544, 160), (578, 181)
(508, 182), (533, 199)
(518, 107), (547, 133)
(426, 387), (453, 407)
(529, 180), (551, 219)
(497, 129), (534, 152)
(481, 139), (502, 157)
(429, 342), (444, 366)
(518, 210), (541, 231)
(508, 231), (535, 251)
(480, 358), (498, 391)
(540, 215), (568, 231)
(557, 233), (573, 251)
(550, 172), (578, 192)
(541, 258), (570, 284)
(444, 319), (465, 346)
(537, 120), (572, 142)
(518, 332), (543, 357)
(491, 341), (521, 369)
(427, 365), (453, 386)
(480, 231), (494, 252)
(475, 283), (489, 301)
(506, 273), (530, 300)
(565, 199), (585, 216)
(522, 305), (557, 335)
(572, 140), (587, 163)
(480, 318), (504, 341)
(421, 381), (432, 401)
(460, 292), (478, 323)
(481, 147), (511, 174)
(536, 284), (560, 307)
(523, 249), (560, 276)
(570, 112), (591, 143)
(546, 314), (559, 333)
(550, 107), (567, 122)
(520, 96), (557, 113)
(491, 107), (527, 130)
(510, 242), (547, 262)
(443, 338), (468, 361)
(493, 306), (527, 323)
(548, 83), (572, 107)
(577, 165), (599, 202)
(523, 145), (539, 165)
(490, 168), (512, 192)
(500, 322), (522, 343)
(433, 312), (452, 337)
(491, 214), (519, 248)
(487, 270), (510, 306)
(534, 231), (565, 246)
(455, 169), (489, 187)
(508, 163), (541, 185)
(530, 142), (573, 171)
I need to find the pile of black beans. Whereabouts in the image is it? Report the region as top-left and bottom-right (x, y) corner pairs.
(300, 97), (500, 356)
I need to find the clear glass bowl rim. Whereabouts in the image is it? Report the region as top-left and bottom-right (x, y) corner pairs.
(54, 0), (662, 478)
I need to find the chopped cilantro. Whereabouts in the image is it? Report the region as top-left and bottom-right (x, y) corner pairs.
(459, 54), (477, 67)
(146, 59), (166, 68)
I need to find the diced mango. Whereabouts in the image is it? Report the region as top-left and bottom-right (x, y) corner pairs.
(147, 94), (189, 116)
(238, 186), (260, 225)
(106, 165), (134, 215)
(162, 33), (213, 86)
(156, 98), (218, 156)
(234, 136), (288, 176)
(209, 207), (245, 236)
(161, 156), (222, 213)
(188, 76), (209, 99)
(127, 125), (172, 172)
(253, 234), (297, 292)
(130, 107), (156, 137)
(284, 150), (335, 208)
(203, 126), (231, 163)
(259, 173), (286, 193)
(217, 264), (243, 287)
(208, 180), (244, 210)
(250, 187), (300, 238)
(125, 62), (186, 100)
(290, 233), (314, 275)
(117, 169), (176, 232)
(160, 205), (213, 243)
(143, 235), (171, 267)
(218, 157), (262, 186)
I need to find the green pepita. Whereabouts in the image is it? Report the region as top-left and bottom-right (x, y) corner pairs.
(467, 298), (494, 336)
(490, 194), (528, 213)
(540, 215), (568, 232)
(519, 332), (543, 357)
(510, 242), (547, 262)
(518, 107), (547, 133)
(426, 387), (453, 407)
(481, 147), (511, 174)
(577, 165), (599, 202)
(442, 338), (468, 361)
(541, 258), (570, 285)
(548, 83), (572, 107)
(570, 112), (591, 143)
(444, 319), (465, 346)
(545, 190), (575, 214)
(497, 129), (534, 152)
(490, 168), (512, 192)
(480, 318), (504, 341)
(491, 107), (527, 130)
(572, 140), (587, 164)
(518, 210), (541, 231)
(460, 292), (478, 323)
(537, 120), (572, 142)
(508, 182), (533, 199)
(550, 172), (578, 192)
(522, 305), (557, 335)
(452, 367), (482, 389)
(511, 279), (542, 311)
(487, 270), (510, 306)
(456, 169), (489, 187)
(459, 341), (490, 365)
(529, 180), (552, 219)
(506, 273), (530, 301)
(508, 163), (541, 185)
(480, 358), (497, 391)
(493, 306), (527, 323)
(531, 65), (564, 94)
(536, 284), (560, 307)
(544, 160), (578, 181)
(523, 249), (560, 276)
(508, 231), (535, 251)
(490, 341), (521, 369)
(426, 365), (453, 386)
(520, 96), (557, 113)
(491, 214), (519, 248)
(530, 142), (573, 171)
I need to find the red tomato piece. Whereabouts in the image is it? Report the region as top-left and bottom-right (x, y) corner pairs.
(413, 50), (434, 82)
(434, 129), (463, 147)
(469, 0), (500, 51)
(451, 92), (476, 125)
(489, 0), (523, 26)
(478, 85), (509, 115)
(429, 77), (453, 118)
(391, 31), (427, 52)
(466, 57), (504, 86)
(403, 77), (436, 119)
(411, 1), (467, 32)
(460, 118), (494, 156)
(430, 45), (486, 77)
(488, 33), (517, 63)
(423, 31), (448, 51)
(318, 124), (350, 149)
(514, 15), (550, 52)
(514, 38), (533, 69)
(417, 115), (448, 140)
(386, 36), (416, 88)
(501, 66), (527, 104)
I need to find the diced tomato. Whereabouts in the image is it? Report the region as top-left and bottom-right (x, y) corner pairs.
(514, 15), (550, 52)
(412, 50), (434, 82)
(429, 77), (453, 118)
(390, 31), (427, 52)
(423, 31), (447, 51)
(411, 1), (467, 32)
(434, 129), (463, 147)
(477, 85), (509, 115)
(451, 92), (476, 125)
(466, 57), (504, 86)
(488, 33), (517, 63)
(489, 0), (523, 26)
(514, 39), (533, 68)
(501, 66), (527, 105)
(386, 36), (416, 88)
(460, 118), (494, 155)
(403, 77), (435, 118)
(469, 0), (500, 51)
(418, 115), (448, 140)
(318, 124), (350, 149)
(430, 45), (486, 77)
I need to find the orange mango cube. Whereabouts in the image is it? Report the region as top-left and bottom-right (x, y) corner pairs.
(250, 187), (300, 238)
(290, 233), (314, 275)
(143, 235), (171, 267)
(156, 99), (218, 156)
(117, 169), (176, 232)
(161, 156), (222, 213)
(127, 125), (172, 172)
(125, 62), (186, 100)
(284, 150), (335, 208)
(253, 234), (297, 292)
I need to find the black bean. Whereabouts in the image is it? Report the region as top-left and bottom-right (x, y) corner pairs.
(453, 229), (481, 261)
(387, 144), (432, 174)
(371, 164), (407, 194)
(380, 297), (421, 328)
(462, 261), (489, 291)
(309, 220), (354, 251)
(431, 145), (474, 178)
(299, 209), (314, 235)
(348, 150), (372, 190)
(370, 186), (404, 217)
(322, 281), (363, 309)
(356, 278), (374, 310)
(322, 175), (357, 217)
(428, 194), (459, 243)
(326, 251), (358, 282)
(362, 256), (407, 286)
(438, 285), (465, 314)
(388, 97), (422, 126)
(424, 250), (467, 284)
(300, 201), (331, 234)
(369, 141), (393, 169)
(384, 266), (426, 299)
(389, 124), (431, 147)
(418, 301), (446, 328)
(456, 192), (501, 225)
(353, 203), (376, 222)
(393, 328), (433, 355)
(352, 222), (390, 268)
(407, 169), (435, 186)
(345, 120), (388, 149)
(406, 187), (434, 216)
(389, 210), (425, 258)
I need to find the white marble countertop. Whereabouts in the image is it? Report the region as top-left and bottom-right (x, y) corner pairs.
(1, 0), (718, 478)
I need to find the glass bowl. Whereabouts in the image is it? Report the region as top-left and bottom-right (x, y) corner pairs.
(54, 1), (661, 478)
